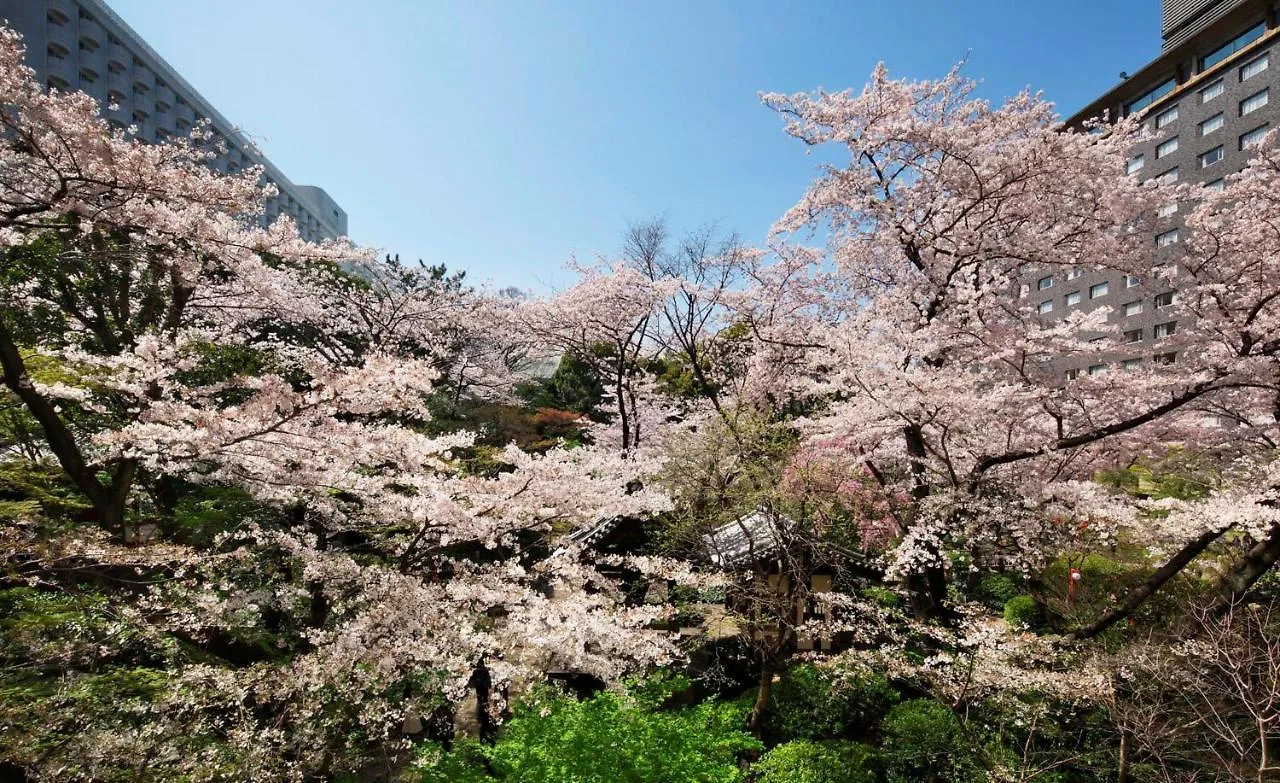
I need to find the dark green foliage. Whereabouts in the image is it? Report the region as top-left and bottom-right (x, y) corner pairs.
(861, 585), (904, 610)
(970, 693), (1120, 782)
(880, 699), (984, 783)
(415, 675), (761, 783)
(974, 573), (1021, 610)
(521, 351), (606, 417)
(763, 664), (899, 744)
(1038, 550), (1207, 635)
(753, 739), (879, 783)
(0, 460), (90, 522)
(1003, 595), (1043, 629)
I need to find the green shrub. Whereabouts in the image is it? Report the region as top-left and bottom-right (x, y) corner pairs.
(753, 740), (878, 783)
(861, 586), (903, 609)
(415, 675), (761, 783)
(975, 573), (1021, 609)
(413, 740), (494, 783)
(1003, 595), (1042, 630)
(881, 699), (984, 783)
(763, 664), (899, 744)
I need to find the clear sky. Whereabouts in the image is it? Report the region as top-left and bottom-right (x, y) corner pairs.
(106, 0), (1161, 292)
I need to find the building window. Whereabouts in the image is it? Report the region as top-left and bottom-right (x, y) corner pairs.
(1124, 328), (1144, 343)
(106, 89), (125, 106)
(1205, 178), (1226, 192)
(1153, 262), (1178, 279)
(1018, 283), (1029, 298)
(1241, 124), (1270, 149)
(1242, 88), (1270, 116)
(1125, 274), (1141, 288)
(1201, 79), (1225, 103)
(1037, 276), (1054, 290)
(1156, 136), (1179, 158)
(1241, 53), (1270, 81)
(1065, 368), (1080, 380)
(1153, 351), (1177, 365)
(1200, 113), (1224, 135)
(1200, 146), (1224, 167)
(1155, 291), (1178, 308)
(48, 8), (70, 24)
(1126, 154), (1145, 174)
(78, 68), (98, 84)
(1087, 364), (1108, 376)
(1153, 321), (1177, 339)
(1157, 203), (1178, 218)
(1065, 291), (1082, 306)
(132, 109), (148, 122)
(1200, 22), (1265, 71)
(1090, 282), (1109, 299)
(1156, 167), (1179, 184)
(1156, 229), (1179, 247)
(1038, 300), (1054, 314)
(1122, 358), (1143, 372)
(47, 76), (70, 91)
(1122, 300), (1144, 317)
(1127, 78), (1177, 115)
(1067, 267), (1083, 280)
(107, 61), (125, 75)
(47, 43), (70, 59)
(1155, 105), (1179, 129)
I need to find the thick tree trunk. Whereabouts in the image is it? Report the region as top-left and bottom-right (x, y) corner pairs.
(1208, 523), (1280, 616)
(902, 424), (949, 617)
(0, 317), (135, 532)
(1117, 731), (1130, 783)
(1064, 527), (1226, 641)
(614, 362), (631, 454)
(747, 658), (775, 737)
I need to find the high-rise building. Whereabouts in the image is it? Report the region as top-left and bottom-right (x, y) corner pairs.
(0, 0), (349, 243)
(1024, 0), (1279, 378)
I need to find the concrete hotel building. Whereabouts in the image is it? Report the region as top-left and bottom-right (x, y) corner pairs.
(0, 0), (348, 243)
(1025, 0), (1280, 377)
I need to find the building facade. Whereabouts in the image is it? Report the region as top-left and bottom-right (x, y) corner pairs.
(0, 0), (348, 243)
(1023, 0), (1280, 378)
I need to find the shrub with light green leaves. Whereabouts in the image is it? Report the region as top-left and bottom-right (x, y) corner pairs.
(415, 674), (760, 783)
(753, 739), (878, 783)
(1003, 595), (1043, 630)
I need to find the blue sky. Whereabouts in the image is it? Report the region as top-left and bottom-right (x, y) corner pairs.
(108, 0), (1159, 292)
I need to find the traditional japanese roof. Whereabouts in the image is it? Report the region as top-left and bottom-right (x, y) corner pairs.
(703, 509), (796, 568)
(564, 515), (624, 547)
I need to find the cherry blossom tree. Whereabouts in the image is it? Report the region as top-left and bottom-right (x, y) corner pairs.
(738, 65), (1280, 624)
(0, 25), (685, 779)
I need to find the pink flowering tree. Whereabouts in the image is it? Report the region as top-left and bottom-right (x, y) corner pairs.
(723, 64), (1280, 626)
(0, 26), (688, 778)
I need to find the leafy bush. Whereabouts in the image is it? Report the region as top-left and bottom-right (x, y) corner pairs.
(975, 573), (1021, 609)
(763, 664), (899, 744)
(416, 675), (761, 783)
(1003, 595), (1042, 630)
(414, 739), (495, 783)
(861, 585), (904, 609)
(880, 699), (984, 783)
(753, 739), (878, 783)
